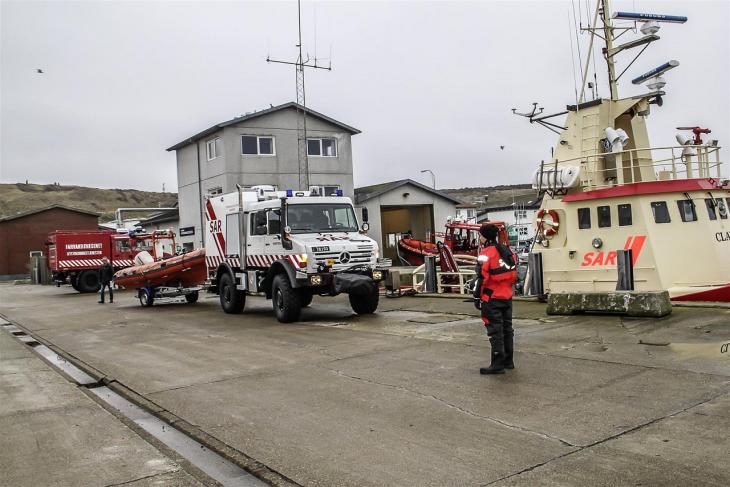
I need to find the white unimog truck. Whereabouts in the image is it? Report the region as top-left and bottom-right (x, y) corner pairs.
(204, 186), (387, 322)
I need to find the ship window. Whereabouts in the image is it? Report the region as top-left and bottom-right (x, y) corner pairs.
(597, 206), (611, 228)
(705, 199), (717, 221)
(718, 199), (728, 219)
(578, 208), (591, 229)
(618, 204), (632, 226)
(651, 201), (671, 224)
(676, 200), (697, 222)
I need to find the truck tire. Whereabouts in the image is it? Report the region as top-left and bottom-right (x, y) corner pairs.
(349, 287), (380, 315)
(76, 270), (100, 293)
(185, 291), (199, 304)
(70, 274), (80, 291)
(272, 273), (302, 323)
(300, 290), (314, 308)
(219, 273), (245, 314)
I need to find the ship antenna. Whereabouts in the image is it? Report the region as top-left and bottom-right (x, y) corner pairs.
(601, 0), (619, 100)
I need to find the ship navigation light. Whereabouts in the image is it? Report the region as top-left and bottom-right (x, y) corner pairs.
(640, 21), (660, 35)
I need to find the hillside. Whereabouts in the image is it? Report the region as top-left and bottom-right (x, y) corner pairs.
(0, 183), (177, 222)
(441, 184), (538, 209)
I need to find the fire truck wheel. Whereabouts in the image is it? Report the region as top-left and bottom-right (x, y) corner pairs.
(300, 290), (314, 308)
(272, 273), (302, 323)
(70, 274), (80, 291)
(219, 273), (244, 314)
(349, 287), (379, 315)
(76, 270), (100, 293)
(185, 291), (199, 304)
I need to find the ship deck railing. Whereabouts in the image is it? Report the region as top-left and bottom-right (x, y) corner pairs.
(542, 144), (725, 192)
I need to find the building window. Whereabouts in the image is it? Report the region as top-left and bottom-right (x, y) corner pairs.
(208, 187), (223, 196)
(307, 138), (337, 157)
(206, 138), (221, 160)
(578, 208), (591, 229)
(705, 198), (718, 221)
(676, 200), (697, 222)
(241, 135), (275, 155)
(618, 204), (632, 226)
(651, 201), (671, 224)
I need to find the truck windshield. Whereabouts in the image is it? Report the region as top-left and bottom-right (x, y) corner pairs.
(287, 204), (359, 234)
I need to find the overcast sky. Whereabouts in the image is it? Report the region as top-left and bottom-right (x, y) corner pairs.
(1, 0), (728, 192)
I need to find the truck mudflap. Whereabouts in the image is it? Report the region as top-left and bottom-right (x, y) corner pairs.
(333, 273), (377, 296)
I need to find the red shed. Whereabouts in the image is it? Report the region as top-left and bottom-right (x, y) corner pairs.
(0, 205), (99, 278)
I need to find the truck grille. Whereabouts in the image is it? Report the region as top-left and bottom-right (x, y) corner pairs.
(314, 248), (373, 266)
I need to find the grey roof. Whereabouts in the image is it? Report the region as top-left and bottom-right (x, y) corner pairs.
(0, 204), (99, 223)
(479, 194), (543, 214)
(141, 208), (179, 225)
(167, 102), (361, 151)
(354, 179), (464, 205)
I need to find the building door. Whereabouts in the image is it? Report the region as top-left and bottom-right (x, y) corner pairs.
(380, 205), (434, 262)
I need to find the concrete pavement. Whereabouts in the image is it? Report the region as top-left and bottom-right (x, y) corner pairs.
(1, 284), (728, 486)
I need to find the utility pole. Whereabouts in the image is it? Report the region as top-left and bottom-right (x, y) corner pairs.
(267, 0), (331, 191)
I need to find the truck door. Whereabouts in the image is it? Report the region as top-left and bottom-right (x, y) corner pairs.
(265, 209), (284, 259)
(247, 210), (268, 267)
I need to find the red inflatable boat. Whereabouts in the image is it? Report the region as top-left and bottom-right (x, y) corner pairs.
(114, 248), (207, 289)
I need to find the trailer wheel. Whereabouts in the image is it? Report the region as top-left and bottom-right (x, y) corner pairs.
(185, 291), (199, 304)
(139, 288), (155, 307)
(349, 286), (380, 315)
(272, 274), (302, 323)
(219, 273), (244, 314)
(76, 270), (100, 293)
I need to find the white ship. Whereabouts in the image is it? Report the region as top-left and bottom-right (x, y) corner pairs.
(520, 1), (729, 302)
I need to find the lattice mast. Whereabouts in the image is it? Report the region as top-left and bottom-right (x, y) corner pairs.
(267, 0), (331, 191)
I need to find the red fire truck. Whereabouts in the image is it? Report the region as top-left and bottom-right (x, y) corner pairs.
(46, 229), (176, 293)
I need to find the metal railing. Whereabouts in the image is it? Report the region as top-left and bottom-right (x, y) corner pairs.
(411, 264), (476, 294)
(540, 144), (725, 192)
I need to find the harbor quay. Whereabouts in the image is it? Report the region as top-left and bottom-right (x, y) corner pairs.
(1, 284), (728, 486)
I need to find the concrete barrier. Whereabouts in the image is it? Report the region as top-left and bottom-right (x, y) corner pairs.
(547, 291), (672, 317)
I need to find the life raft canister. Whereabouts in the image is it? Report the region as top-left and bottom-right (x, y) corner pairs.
(536, 209), (560, 239)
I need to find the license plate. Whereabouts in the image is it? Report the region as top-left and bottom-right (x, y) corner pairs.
(312, 246), (330, 252)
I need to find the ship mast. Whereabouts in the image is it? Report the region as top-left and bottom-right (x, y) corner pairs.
(601, 0), (619, 100)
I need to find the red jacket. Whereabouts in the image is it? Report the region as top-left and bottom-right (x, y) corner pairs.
(476, 244), (518, 301)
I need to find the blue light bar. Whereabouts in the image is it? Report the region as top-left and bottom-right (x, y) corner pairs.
(613, 11), (687, 23)
(286, 189), (293, 197)
(632, 60), (679, 85)
(336, 189), (344, 196)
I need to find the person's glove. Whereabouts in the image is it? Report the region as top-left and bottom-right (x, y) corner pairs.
(473, 297), (482, 310)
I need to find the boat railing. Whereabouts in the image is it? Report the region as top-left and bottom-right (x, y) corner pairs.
(543, 144), (725, 192)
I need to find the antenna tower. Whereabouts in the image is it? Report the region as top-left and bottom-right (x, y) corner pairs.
(267, 0), (331, 191)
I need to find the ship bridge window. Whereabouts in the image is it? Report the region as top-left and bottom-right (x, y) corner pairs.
(618, 204), (632, 226)
(578, 208), (591, 229)
(705, 198), (718, 221)
(651, 201), (671, 224)
(676, 200), (697, 222)
(597, 206), (611, 228)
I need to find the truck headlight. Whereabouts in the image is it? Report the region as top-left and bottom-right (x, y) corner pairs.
(372, 271), (382, 281)
(309, 275), (322, 285)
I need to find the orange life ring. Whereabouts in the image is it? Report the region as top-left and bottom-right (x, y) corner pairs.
(536, 209), (560, 239)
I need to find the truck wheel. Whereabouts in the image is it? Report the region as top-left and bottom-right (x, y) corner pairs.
(272, 274), (301, 323)
(300, 290), (314, 308)
(76, 270), (100, 293)
(70, 274), (80, 291)
(219, 273), (245, 314)
(349, 287), (380, 315)
(139, 288), (155, 307)
(185, 291), (199, 304)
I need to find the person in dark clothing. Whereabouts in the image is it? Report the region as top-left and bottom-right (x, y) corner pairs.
(472, 224), (518, 375)
(98, 257), (114, 304)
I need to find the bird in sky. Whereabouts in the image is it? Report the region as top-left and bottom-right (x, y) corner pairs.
(500, 145), (505, 150)
(36, 68), (43, 74)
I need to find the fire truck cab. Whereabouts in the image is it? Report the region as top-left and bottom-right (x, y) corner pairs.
(205, 186), (387, 322)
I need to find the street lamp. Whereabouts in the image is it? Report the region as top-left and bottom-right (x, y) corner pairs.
(420, 169), (435, 189)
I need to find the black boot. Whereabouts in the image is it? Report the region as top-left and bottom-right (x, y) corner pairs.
(504, 336), (514, 370)
(480, 337), (505, 375)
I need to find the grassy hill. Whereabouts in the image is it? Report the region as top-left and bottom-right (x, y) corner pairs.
(0, 183), (177, 222)
(441, 184), (538, 209)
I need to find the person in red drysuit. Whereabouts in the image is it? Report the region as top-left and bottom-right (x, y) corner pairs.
(472, 224), (518, 374)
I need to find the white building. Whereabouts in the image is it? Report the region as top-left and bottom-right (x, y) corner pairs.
(479, 195), (543, 250)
